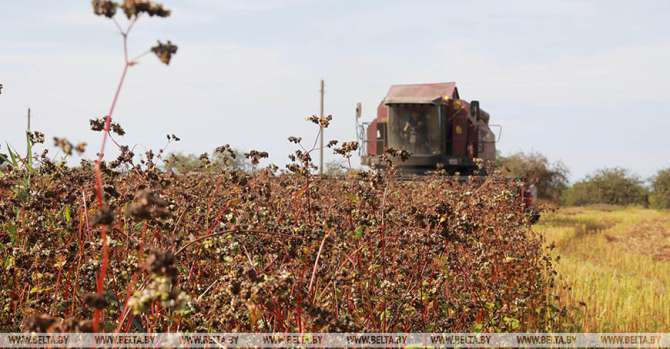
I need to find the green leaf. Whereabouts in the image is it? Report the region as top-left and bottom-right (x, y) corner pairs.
(7, 224), (17, 244)
(25, 131), (33, 173)
(6, 143), (18, 168)
(354, 225), (365, 239)
(64, 205), (71, 225)
(4, 256), (15, 270)
(504, 316), (521, 330)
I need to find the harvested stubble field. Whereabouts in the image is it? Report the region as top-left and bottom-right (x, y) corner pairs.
(0, 158), (572, 332)
(537, 206), (670, 331)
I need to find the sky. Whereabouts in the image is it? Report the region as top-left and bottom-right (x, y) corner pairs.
(1, 0), (669, 181)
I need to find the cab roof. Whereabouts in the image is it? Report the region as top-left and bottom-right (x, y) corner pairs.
(383, 82), (460, 104)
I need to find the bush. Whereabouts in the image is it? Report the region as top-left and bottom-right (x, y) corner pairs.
(163, 148), (247, 173)
(650, 168), (670, 209)
(497, 152), (569, 202)
(562, 168), (648, 207)
(323, 160), (347, 176)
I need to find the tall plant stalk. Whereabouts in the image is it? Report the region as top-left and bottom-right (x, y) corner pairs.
(90, 0), (176, 332)
(91, 23), (131, 333)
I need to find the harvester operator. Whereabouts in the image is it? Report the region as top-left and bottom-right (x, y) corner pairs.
(402, 111), (429, 153)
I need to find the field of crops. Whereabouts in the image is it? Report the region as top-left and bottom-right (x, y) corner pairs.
(537, 206), (670, 331)
(0, 150), (571, 332)
(4, 0), (670, 342)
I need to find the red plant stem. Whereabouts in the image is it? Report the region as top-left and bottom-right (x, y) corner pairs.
(92, 33), (131, 332)
(115, 273), (140, 334)
(296, 291), (303, 333)
(54, 268), (63, 303)
(187, 261), (197, 282)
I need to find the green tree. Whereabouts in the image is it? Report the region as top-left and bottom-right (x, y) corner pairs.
(324, 160), (347, 177)
(562, 167), (648, 206)
(650, 168), (670, 209)
(163, 148), (247, 174)
(498, 152), (569, 202)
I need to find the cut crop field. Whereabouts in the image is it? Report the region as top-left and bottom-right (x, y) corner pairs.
(536, 206), (670, 331)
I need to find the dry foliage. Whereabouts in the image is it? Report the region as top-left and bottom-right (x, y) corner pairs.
(0, 140), (570, 332)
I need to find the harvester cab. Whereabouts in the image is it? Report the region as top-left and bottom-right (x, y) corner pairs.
(356, 82), (499, 174)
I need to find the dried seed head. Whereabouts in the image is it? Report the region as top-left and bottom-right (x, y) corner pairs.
(89, 117), (125, 136)
(103, 184), (119, 198)
(245, 266), (259, 282)
(110, 145), (135, 169)
(84, 292), (109, 309)
(145, 249), (178, 279)
(333, 141), (358, 158)
(121, 0), (171, 19)
(384, 148), (411, 161)
(23, 314), (56, 332)
(151, 40), (178, 65)
(92, 0), (118, 18)
(50, 318), (79, 333)
(110, 122), (125, 136)
(89, 118), (106, 131)
(127, 189), (169, 220)
(28, 131), (45, 144)
(92, 206), (114, 226)
(215, 144), (236, 159)
(75, 142), (87, 155)
(245, 150), (269, 166)
(306, 114), (333, 128)
(53, 137), (74, 156)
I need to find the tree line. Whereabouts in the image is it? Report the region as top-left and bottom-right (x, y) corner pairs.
(498, 152), (670, 209)
(160, 149), (669, 208)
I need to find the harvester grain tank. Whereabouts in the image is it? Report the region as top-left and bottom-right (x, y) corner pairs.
(356, 82), (499, 174)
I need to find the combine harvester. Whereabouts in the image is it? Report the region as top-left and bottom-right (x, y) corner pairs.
(355, 82), (538, 220)
(356, 82), (498, 174)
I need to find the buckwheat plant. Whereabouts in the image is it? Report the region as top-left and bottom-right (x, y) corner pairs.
(90, 0), (176, 332)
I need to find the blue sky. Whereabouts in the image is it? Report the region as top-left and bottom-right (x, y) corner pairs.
(1, 0), (669, 180)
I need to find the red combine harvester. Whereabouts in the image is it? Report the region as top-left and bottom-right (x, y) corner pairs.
(355, 81), (539, 222)
(356, 82), (499, 175)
